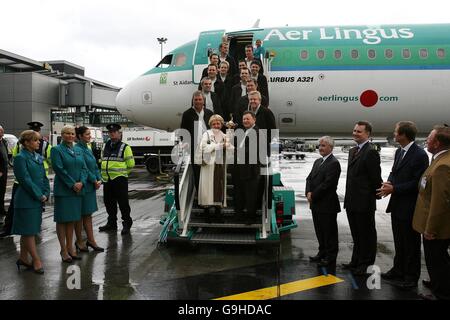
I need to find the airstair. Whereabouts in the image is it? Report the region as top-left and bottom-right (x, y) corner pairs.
(159, 151), (297, 246)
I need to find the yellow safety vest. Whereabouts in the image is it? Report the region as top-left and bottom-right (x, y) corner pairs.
(101, 140), (135, 181)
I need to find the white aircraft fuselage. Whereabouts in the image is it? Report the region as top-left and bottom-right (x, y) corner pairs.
(116, 24), (450, 137)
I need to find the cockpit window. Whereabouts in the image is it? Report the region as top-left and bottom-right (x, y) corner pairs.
(174, 53), (187, 67)
(156, 54), (173, 68)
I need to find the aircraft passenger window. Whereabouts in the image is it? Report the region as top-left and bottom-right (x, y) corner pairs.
(351, 49), (359, 59)
(419, 49), (428, 59)
(385, 49), (393, 59)
(174, 53), (187, 67)
(156, 54), (173, 68)
(437, 48), (445, 58)
(300, 50), (308, 60)
(334, 50), (342, 60)
(368, 49), (376, 60)
(317, 50), (325, 60)
(402, 49), (411, 59)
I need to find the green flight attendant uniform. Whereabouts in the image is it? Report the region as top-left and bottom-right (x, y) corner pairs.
(75, 141), (101, 216)
(51, 142), (88, 223)
(11, 150), (50, 236)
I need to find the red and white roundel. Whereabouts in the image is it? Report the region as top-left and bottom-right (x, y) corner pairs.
(145, 136), (151, 141)
(360, 90), (378, 108)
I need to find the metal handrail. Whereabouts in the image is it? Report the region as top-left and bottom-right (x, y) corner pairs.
(261, 156), (273, 239)
(173, 156), (184, 211)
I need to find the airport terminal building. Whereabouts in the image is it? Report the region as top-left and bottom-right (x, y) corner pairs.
(0, 48), (130, 138)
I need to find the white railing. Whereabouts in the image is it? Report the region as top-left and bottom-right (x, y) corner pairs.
(260, 157), (272, 239)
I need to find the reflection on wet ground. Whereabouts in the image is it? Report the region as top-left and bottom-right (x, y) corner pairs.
(0, 148), (433, 299)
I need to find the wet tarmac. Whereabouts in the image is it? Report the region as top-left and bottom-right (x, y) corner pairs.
(0, 147), (435, 300)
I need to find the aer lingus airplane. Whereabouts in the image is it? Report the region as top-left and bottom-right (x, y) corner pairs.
(116, 23), (450, 139)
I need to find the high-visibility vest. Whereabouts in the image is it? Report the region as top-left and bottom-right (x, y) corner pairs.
(101, 140), (135, 181)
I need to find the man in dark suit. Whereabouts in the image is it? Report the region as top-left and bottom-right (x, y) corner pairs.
(244, 45), (264, 74)
(250, 61), (269, 103)
(234, 80), (269, 123)
(239, 90), (277, 161)
(198, 64), (224, 101)
(232, 60), (248, 86)
(0, 125), (8, 218)
(306, 136), (341, 267)
(199, 77), (223, 117)
(218, 61), (235, 120)
(229, 68), (250, 116)
(179, 91), (213, 191)
(234, 111), (261, 223)
(377, 121), (429, 289)
(343, 121), (383, 275)
(200, 53), (220, 80)
(247, 91), (276, 133)
(219, 42), (238, 77)
(238, 91), (276, 208)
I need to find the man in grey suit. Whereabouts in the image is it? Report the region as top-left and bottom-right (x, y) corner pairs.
(306, 136), (341, 267)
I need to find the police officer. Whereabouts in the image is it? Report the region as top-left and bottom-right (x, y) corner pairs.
(0, 121), (51, 238)
(98, 124), (135, 235)
(26, 122), (52, 175)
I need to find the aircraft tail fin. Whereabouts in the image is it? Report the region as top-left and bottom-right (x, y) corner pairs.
(252, 19), (260, 28)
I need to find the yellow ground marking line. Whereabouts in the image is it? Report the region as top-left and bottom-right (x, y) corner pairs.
(215, 275), (344, 300)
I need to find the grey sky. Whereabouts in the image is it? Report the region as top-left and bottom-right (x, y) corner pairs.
(1, 0), (449, 87)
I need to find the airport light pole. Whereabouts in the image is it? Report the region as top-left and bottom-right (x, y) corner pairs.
(157, 37), (168, 60)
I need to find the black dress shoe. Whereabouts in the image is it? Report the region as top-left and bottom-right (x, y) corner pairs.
(418, 292), (437, 300)
(309, 254), (323, 262)
(422, 279), (432, 289)
(342, 262), (356, 270)
(99, 224), (117, 232)
(318, 258), (334, 267)
(352, 266), (369, 276)
(392, 280), (418, 290)
(121, 227), (131, 235)
(381, 269), (403, 280)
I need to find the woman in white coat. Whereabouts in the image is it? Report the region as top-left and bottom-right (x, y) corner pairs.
(197, 115), (233, 217)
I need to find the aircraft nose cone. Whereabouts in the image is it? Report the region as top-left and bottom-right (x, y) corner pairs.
(116, 86), (130, 112)
(115, 85), (135, 122)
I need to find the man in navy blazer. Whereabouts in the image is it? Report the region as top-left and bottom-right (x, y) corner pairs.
(306, 136), (341, 267)
(378, 121), (429, 289)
